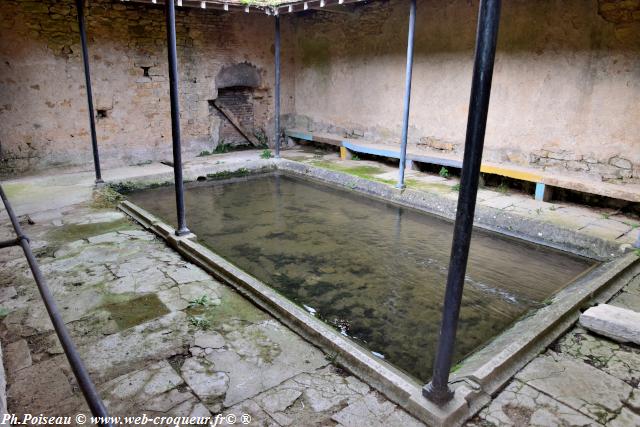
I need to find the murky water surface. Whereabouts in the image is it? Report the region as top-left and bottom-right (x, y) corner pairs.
(129, 174), (594, 381)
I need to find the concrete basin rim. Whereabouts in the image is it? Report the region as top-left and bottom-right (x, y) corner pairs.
(116, 196), (636, 426)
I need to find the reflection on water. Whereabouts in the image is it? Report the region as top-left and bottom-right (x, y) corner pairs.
(129, 174), (594, 381)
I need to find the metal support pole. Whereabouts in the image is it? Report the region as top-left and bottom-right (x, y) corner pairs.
(274, 15), (281, 158)
(0, 186), (111, 426)
(75, 0), (102, 184)
(397, 0), (416, 189)
(423, 0), (501, 405)
(164, 0), (190, 236)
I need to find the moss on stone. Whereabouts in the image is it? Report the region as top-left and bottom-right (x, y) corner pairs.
(92, 187), (125, 209)
(206, 168), (251, 180)
(46, 218), (133, 243)
(102, 293), (170, 331)
(310, 161), (386, 180)
(188, 287), (269, 327)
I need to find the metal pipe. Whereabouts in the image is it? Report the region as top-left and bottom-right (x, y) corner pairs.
(75, 0), (103, 184)
(164, 0), (190, 236)
(274, 15), (281, 158)
(397, 0), (416, 189)
(0, 185), (111, 426)
(423, 0), (501, 405)
(0, 238), (20, 249)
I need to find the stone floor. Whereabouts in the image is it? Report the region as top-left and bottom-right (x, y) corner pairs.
(466, 275), (640, 426)
(0, 149), (638, 426)
(281, 148), (639, 249)
(0, 207), (424, 426)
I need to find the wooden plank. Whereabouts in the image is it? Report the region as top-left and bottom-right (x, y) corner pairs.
(283, 129), (640, 202)
(213, 100), (262, 147)
(285, 128), (342, 146)
(480, 164), (543, 182)
(343, 141), (400, 159)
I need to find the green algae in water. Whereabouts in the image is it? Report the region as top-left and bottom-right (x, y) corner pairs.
(128, 174), (595, 382)
(103, 294), (170, 330)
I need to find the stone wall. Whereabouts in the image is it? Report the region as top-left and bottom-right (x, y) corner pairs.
(2, 0), (639, 183)
(0, 0), (294, 175)
(290, 0), (640, 182)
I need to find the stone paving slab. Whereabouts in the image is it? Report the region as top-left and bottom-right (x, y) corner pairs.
(609, 408), (640, 427)
(514, 351), (633, 423)
(2, 156), (640, 427)
(555, 327), (640, 387)
(0, 183), (422, 425)
(611, 291), (640, 312)
(470, 380), (601, 427)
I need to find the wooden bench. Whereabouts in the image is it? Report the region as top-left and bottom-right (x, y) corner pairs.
(285, 128), (640, 203)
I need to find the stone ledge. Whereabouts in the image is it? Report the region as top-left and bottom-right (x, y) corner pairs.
(118, 200), (485, 427)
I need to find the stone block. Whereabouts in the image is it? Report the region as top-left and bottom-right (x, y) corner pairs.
(476, 380), (599, 427)
(418, 136), (458, 151)
(579, 304), (640, 345)
(4, 340), (32, 375)
(515, 352), (632, 422)
(609, 156), (633, 170)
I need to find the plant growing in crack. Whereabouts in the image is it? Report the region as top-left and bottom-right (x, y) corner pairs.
(188, 316), (211, 330)
(254, 129), (269, 148)
(438, 167), (450, 179)
(324, 352), (338, 364)
(451, 183), (460, 192)
(260, 149), (273, 159)
(189, 295), (211, 308)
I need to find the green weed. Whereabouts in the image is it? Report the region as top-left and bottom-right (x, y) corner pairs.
(188, 316), (211, 330)
(214, 143), (231, 154)
(439, 167), (450, 179)
(254, 129), (268, 148)
(325, 352), (338, 364)
(260, 149), (273, 159)
(92, 187), (125, 208)
(206, 168), (250, 180)
(189, 295), (211, 308)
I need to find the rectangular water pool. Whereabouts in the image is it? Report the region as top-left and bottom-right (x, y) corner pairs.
(128, 173), (595, 382)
